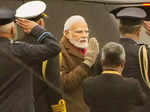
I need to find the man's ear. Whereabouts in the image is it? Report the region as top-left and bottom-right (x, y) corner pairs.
(64, 30), (70, 39)
(121, 60), (125, 68)
(38, 18), (45, 27)
(137, 26), (142, 36)
(10, 25), (16, 38)
(100, 60), (103, 65)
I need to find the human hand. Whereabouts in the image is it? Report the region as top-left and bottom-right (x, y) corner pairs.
(144, 21), (150, 36)
(16, 18), (38, 33)
(83, 37), (99, 68)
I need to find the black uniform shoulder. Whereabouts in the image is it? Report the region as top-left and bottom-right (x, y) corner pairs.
(119, 38), (138, 47)
(123, 77), (140, 86)
(137, 41), (150, 54)
(82, 75), (101, 88)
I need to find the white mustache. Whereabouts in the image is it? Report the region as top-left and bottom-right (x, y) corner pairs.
(79, 38), (88, 42)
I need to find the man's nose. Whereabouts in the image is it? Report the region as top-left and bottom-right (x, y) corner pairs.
(82, 31), (89, 37)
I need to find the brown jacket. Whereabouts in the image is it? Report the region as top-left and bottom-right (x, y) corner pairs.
(60, 36), (101, 112)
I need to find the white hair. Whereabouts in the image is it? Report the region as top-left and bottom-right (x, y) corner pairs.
(64, 15), (87, 32)
(101, 42), (126, 66)
(0, 22), (15, 34)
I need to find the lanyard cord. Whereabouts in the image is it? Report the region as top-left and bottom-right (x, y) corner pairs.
(138, 45), (150, 88)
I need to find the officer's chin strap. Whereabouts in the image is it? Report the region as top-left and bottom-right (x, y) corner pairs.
(139, 45), (150, 88)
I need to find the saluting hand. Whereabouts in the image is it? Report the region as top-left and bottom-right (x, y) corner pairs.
(144, 21), (150, 36)
(16, 18), (38, 33)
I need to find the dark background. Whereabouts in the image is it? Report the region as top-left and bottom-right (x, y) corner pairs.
(0, 0), (120, 47)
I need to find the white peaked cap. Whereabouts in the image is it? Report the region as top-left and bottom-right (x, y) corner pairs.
(15, 1), (46, 18)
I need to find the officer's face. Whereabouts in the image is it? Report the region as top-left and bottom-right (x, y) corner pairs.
(11, 22), (17, 39)
(37, 18), (45, 27)
(65, 21), (89, 48)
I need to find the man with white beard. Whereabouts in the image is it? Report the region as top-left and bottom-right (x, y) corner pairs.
(59, 15), (101, 112)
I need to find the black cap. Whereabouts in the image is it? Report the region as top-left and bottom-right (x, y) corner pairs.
(0, 8), (15, 26)
(120, 18), (144, 25)
(117, 7), (147, 25)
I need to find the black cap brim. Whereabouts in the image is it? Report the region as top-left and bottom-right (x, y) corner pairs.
(120, 17), (143, 25)
(0, 8), (15, 26)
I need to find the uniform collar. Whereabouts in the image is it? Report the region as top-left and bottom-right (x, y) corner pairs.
(120, 35), (138, 44)
(102, 70), (121, 76)
(120, 36), (145, 46)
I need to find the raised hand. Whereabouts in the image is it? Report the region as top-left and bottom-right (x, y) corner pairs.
(144, 21), (150, 36)
(83, 37), (99, 68)
(16, 18), (38, 33)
